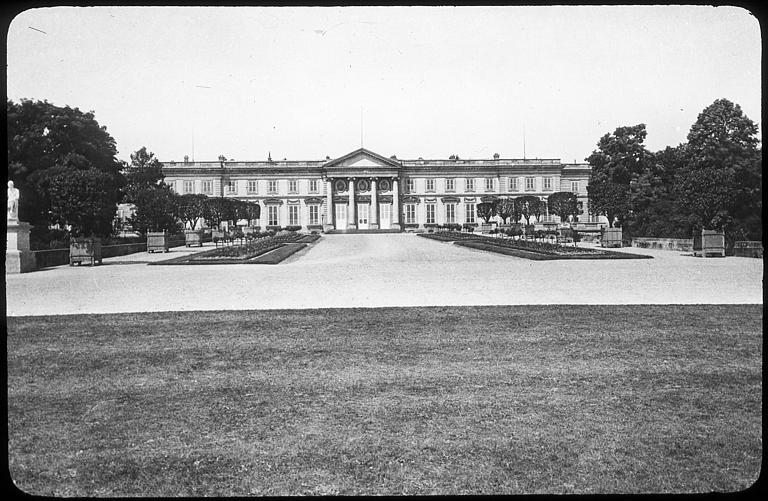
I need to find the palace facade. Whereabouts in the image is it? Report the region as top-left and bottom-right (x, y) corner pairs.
(161, 148), (600, 231)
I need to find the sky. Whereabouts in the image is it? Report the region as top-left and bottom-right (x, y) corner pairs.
(6, 5), (762, 164)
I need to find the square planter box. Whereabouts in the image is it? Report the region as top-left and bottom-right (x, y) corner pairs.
(147, 231), (170, 253)
(733, 241), (763, 258)
(701, 229), (725, 257)
(70, 237), (102, 266)
(479, 223), (493, 234)
(185, 229), (204, 247)
(601, 227), (623, 248)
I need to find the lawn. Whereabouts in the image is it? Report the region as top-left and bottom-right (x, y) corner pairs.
(7, 305), (762, 496)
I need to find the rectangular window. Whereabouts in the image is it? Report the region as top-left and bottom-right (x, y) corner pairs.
(226, 180), (237, 195)
(288, 180), (298, 193)
(465, 202), (475, 223)
(445, 203), (456, 224)
(485, 178), (494, 191)
(247, 180), (258, 194)
(571, 181), (580, 193)
(268, 180), (278, 194)
(425, 179), (435, 192)
(465, 178), (475, 191)
(407, 179), (415, 192)
(543, 177), (553, 191)
(405, 204), (416, 224)
(508, 177), (518, 192)
(445, 178), (455, 191)
(525, 177), (535, 191)
(268, 206), (279, 226)
(202, 180), (213, 195)
(288, 205), (299, 225)
(183, 180), (194, 194)
(426, 203), (436, 224)
(308, 205), (319, 225)
(309, 179), (319, 193)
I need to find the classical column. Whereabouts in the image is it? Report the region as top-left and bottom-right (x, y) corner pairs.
(391, 177), (401, 230)
(347, 177), (357, 229)
(369, 178), (379, 229)
(324, 178), (334, 232)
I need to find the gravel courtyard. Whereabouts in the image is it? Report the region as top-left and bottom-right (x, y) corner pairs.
(5, 233), (763, 316)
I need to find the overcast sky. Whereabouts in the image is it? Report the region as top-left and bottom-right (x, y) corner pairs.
(7, 5), (762, 164)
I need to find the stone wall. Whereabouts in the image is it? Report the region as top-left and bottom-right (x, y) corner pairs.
(632, 237), (693, 252)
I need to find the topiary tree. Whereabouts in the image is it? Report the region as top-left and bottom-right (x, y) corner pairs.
(547, 191), (582, 223)
(204, 197), (237, 229)
(476, 202), (497, 224)
(516, 195), (542, 225)
(178, 193), (208, 230)
(494, 197), (515, 224)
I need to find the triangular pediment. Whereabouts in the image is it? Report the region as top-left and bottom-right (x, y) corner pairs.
(324, 148), (402, 170)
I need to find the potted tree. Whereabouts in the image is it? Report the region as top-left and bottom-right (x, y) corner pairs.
(476, 202), (497, 234)
(517, 195), (541, 239)
(178, 193), (208, 247)
(48, 168), (121, 267)
(130, 186), (181, 253)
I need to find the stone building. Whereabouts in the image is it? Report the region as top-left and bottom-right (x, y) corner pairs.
(161, 148), (602, 231)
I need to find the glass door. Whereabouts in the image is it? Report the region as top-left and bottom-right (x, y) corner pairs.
(357, 203), (369, 230)
(379, 203), (391, 229)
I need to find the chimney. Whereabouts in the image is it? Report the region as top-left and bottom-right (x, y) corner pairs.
(184, 155), (189, 163)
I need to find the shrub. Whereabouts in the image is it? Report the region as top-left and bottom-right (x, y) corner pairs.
(283, 225), (302, 232)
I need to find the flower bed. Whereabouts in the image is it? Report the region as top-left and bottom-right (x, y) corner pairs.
(420, 231), (651, 260)
(151, 233), (317, 265)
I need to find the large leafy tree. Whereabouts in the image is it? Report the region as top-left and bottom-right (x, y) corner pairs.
(629, 145), (687, 238)
(48, 168), (122, 238)
(7, 99), (123, 227)
(547, 191), (582, 223)
(122, 147), (165, 203)
(129, 186), (181, 234)
(586, 124), (650, 228)
(674, 98), (761, 243)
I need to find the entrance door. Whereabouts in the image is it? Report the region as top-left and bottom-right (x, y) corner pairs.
(379, 203), (391, 229)
(335, 204), (347, 229)
(357, 203), (369, 230)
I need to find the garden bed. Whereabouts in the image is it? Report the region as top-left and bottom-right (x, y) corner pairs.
(151, 233), (318, 265)
(419, 231), (651, 260)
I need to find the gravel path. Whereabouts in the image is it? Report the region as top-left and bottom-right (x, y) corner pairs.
(5, 234), (763, 316)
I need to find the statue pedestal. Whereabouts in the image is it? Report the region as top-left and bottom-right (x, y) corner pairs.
(6, 220), (36, 273)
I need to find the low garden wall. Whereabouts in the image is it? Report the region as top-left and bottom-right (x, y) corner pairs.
(631, 237), (693, 252)
(33, 236), (188, 269)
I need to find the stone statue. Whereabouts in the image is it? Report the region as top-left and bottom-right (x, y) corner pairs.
(7, 180), (20, 221)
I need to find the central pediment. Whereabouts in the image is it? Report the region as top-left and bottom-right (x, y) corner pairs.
(324, 148), (402, 172)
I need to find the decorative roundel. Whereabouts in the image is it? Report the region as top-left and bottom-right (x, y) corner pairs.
(379, 179), (391, 192)
(356, 179), (370, 192)
(334, 179), (348, 192)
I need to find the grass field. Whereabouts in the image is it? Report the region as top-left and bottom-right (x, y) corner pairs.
(7, 305), (762, 496)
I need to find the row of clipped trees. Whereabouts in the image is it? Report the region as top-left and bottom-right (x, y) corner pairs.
(474, 192), (582, 226)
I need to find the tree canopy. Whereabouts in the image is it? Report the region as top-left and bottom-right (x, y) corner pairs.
(48, 168), (121, 238)
(7, 99), (123, 228)
(547, 192), (582, 222)
(476, 202), (497, 224)
(586, 124), (650, 228)
(129, 186), (181, 234)
(516, 195), (542, 225)
(122, 147), (165, 203)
